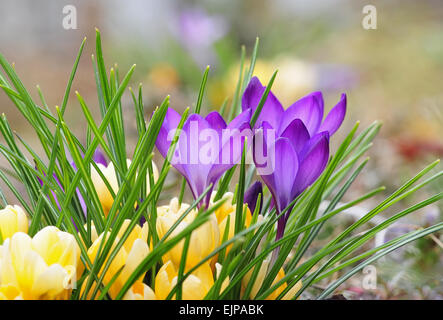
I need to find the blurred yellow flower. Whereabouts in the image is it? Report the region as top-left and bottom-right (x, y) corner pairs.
(223, 57), (315, 108)
(81, 220), (152, 300)
(91, 159), (159, 216)
(156, 198), (219, 269)
(155, 260), (214, 300)
(0, 226), (80, 300)
(241, 256), (302, 300)
(0, 205), (28, 241)
(147, 63), (180, 92)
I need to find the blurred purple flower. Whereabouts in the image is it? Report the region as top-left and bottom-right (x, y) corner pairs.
(243, 76), (346, 239)
(178, 8), (228, 48)
(156, 108), (251, 208)
(315, 63), (359, 92)
(171, 7), (229, 66)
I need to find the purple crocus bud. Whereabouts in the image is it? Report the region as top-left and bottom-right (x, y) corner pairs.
(93, 148), (108, 167)
(244, 181), (263, 215)
(156, 108), (252, 208)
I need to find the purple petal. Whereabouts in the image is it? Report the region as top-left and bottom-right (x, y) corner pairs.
(93, 149), (108, 167)
(279, 119), (310, 154)
(253, 121), (275, 171)
(318, 93), (347, 136)
(227, 108), (251, 130)
(242, 76), (284, 129)
(261, 137), (299, 213)
(205, 111), (227, 136)
(208, 120), (251, 185)
(75, 189), (87, 217)
(298, 131), (330, 162)
(179, 114), (214, 200)
(216, 109), (252, 168)
(279, 91), (324, 137)
(292, 134), (329, 196)
(244, 181), (263, 214)
(155, 108), (182, 159)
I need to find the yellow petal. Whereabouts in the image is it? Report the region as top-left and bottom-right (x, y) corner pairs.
(123, 282), (156, 300)
(215, 263), (230, 292)
(120, 238), (149, 285)
(31, 264), (68, 299)
(155, 261), (175, 300)
(0, 205), (28, 240)
(281, 280), (302, 300)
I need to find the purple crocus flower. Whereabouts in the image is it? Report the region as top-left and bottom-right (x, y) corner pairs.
(171, 7), (229, 67)
(156, 108), (251, 208)
(243, 76), (347, 239)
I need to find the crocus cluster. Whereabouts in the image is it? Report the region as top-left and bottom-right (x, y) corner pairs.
(0, 75), (345, 300)
(156, 76), (346, 240)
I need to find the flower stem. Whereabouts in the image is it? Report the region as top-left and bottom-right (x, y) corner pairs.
(270, 212), (287, 267)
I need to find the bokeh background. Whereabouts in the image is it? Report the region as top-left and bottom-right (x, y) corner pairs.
(0, 0), (442, 299)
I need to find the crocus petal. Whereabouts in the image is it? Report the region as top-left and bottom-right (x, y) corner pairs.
(298, 131), (329, 162)
(279, 119), (310, 154)
(279, 91), (324, 137)
(262, 137), (299, 213)
(292, 134), (329, 196)
(93, 149), (108, 167)
(242, 76), (284, 129)
(227, 108), (252, 130)
(207, 109), (252, 182)
(205, 111), (228, 180)
(156, 108), (188, 178)
(253, 121), (274, 172)
(244, 181), (263, 214)
(207, 121), (251, 188)
(156, 108), (182, 159)
(205, 111), (227, 136)
(179, 114), (214, 200)
(318, 93), (347, 136)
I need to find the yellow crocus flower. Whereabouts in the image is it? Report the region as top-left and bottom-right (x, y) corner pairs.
(0, 226), (80, 300)
(241, 256), (302, 300)
(82, 219), (153, 300)
(212, 192), (252, 250)
(91, 159), (159, 216)
(155, 260), (214, 300)
(0, 205), (29, 241)
(156, 198), (219, 269)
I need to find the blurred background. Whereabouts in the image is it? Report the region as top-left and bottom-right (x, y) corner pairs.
(0, 0), (442, 299)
